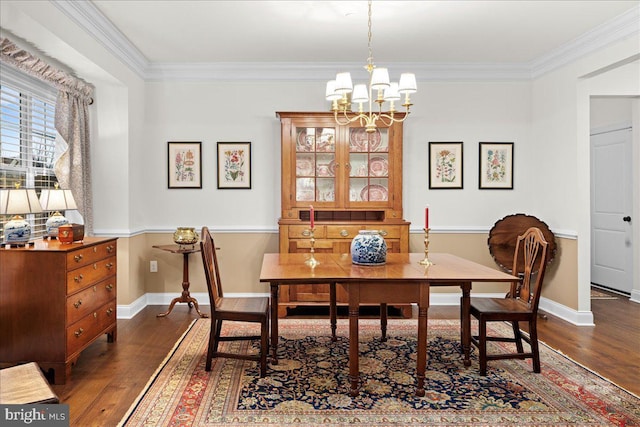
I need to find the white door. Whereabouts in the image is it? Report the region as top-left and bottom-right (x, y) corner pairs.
(591, 126), (633, 293)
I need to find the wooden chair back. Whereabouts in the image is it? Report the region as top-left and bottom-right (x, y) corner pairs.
(508, 227), (549, 312)
(200, 226), (224, 310)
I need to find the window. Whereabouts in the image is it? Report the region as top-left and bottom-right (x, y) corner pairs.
(1, 65), (58, 240)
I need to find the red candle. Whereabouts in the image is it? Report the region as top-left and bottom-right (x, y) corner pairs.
(425, 207), (429, 229)
(310, 205), (314, 229)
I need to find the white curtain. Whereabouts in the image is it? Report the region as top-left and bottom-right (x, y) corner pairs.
(0, 36), (95, 234)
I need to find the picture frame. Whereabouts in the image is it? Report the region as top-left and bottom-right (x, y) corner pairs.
(429, 142), (464, 189)
(479, 142), (514, 189)
(168, 141), (202, 189)
(217, 142), (251, 189)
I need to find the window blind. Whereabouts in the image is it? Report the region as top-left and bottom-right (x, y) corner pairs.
(1, 64), (58, 239)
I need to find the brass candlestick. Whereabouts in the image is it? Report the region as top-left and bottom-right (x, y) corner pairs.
(305, 227), (320, 267)
(418, 228), (433, 266)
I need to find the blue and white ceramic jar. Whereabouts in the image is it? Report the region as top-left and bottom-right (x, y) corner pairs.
(351, 230), (387, 265)
(4, 216), (31, 244)
(45, 212), (69, 237)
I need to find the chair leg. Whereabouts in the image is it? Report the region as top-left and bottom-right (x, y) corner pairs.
(380, 303), (388, 342)
(529, 319), (541, 373)
(213, 319), (223, 353)
(206, 319), (217, 371)
(479, 318), (487, 376)
(260, 318), (268, 377)
(512, 321), (524, 354)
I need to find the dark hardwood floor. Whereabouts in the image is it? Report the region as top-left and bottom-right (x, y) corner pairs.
(50, 291), (640, 427)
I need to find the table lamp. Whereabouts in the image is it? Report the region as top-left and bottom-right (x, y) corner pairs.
(39, 183), (78, 237)
(0, 183), (43, 245)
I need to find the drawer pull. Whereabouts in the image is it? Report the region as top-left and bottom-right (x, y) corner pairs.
(93, 247), (97, 253)
(73, 300), (82, 309)
(340, 230), (349, 237)
(106, 308), (114, 316)
(301, 229), (311, 237)
(94, 312), (97, 318)
(106, 284), (114, 291)
(379, 230), (388, 237)
(74, 274), (84, 283)
(106, 245), (115, 253)
(74, 328), (84, 337)
(106, 262), (114, 270)
(74, 254), (83, 262)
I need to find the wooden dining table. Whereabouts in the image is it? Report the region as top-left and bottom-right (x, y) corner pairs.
(259, 252), (518, 397)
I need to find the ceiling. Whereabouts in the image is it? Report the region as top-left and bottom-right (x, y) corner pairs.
(90, 0), (638, 66)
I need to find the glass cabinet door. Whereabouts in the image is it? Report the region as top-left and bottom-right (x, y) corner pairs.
(348, 127), (389, 203)
(295, 126), (336, 203)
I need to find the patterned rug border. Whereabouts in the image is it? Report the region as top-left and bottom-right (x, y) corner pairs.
(119, 318), (639, 427)
(117, 318), (199, 427)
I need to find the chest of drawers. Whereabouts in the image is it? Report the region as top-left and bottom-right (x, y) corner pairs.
(0, 237), (117, 384)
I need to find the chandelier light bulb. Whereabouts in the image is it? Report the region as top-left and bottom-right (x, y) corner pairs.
(370, 68), (390, 90)
(325, 80), (341, 101)
(398, 73), (418, 94)
(351, 84), (369, 104)
(335, 72), (353, 94)
(383, 82), (401, 102)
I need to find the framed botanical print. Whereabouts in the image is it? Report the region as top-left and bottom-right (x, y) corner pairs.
(168, 141), (202, 189)
(217, 142), (251, 189)
(479, 142), (514, 189)
(429, 142), (463, 189)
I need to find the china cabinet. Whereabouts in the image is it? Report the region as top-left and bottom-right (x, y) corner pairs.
(277, 112), (410, 317)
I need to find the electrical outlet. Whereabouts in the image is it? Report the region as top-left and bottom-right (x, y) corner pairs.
(150, 260), (158, 273)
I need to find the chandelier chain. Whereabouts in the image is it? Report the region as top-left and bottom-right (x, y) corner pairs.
(366, 0), (373, 71)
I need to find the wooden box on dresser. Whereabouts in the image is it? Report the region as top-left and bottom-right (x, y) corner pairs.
(277, 112), (411, 318)
(0, 237), (117, 384)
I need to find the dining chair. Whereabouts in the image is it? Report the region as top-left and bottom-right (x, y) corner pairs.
(200, 226), (269, 377)
(469, 226), (549, 376)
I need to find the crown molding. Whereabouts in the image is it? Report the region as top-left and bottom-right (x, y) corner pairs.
(51, 0), (149, 78)
(52, 1), (639, 82)
(530, 5), (640, 78)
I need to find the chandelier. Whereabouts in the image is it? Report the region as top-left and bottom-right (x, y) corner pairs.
(324, 0), (417, 133)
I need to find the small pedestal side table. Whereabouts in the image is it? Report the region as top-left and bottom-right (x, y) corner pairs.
(152, 244), (208, 318)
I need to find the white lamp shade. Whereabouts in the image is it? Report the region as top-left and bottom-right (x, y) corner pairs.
(0, 188), (43, 215)
(334, 72), (353, 94)
(39, 188), (78, 211)
(370, 68), (390, 90)
(398, 73), (417, 94)
(351, 84), (369, 104)
(383, 82), (401, 101)
(325, 80), (341, 101)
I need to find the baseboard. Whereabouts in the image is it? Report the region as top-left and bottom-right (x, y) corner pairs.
(631, 289), (640, 304)
(117, 292), (593, 326)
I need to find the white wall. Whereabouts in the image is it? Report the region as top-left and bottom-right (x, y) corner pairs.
(532, 35), (639, 314)
(140, 80), (534, 233)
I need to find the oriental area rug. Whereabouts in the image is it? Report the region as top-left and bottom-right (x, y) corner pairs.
(119, 319), (639, 427)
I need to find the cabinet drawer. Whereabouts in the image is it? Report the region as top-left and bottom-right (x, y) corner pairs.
(326, 225), (361, 239)
(365, 225), (402, 239)
(67, 256), (117, 294)
(288, 225), (326, 239)
(66, 300), (116, 356)
(66, 277), (116, 325)
(324, 225), (403, 240)
(66, 241), (117, 269)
